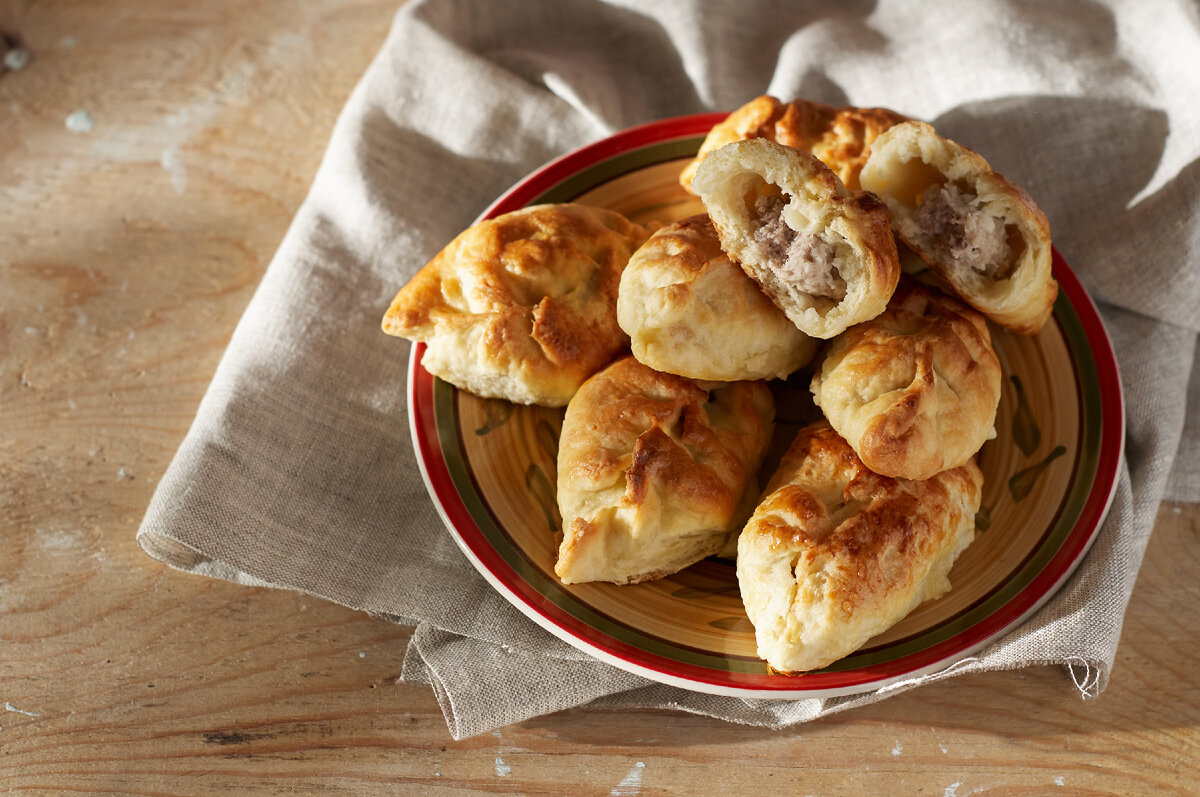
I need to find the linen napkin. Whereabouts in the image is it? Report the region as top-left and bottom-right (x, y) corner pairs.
(138, 0), (1200, 739)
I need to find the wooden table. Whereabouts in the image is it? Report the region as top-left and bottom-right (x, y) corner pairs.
(2, 2), (1197, 793)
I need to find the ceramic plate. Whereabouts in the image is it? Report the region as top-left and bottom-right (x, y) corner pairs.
(408, 114), (1124, 698)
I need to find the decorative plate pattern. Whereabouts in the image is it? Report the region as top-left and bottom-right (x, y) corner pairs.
(408, 114), (1124, 698)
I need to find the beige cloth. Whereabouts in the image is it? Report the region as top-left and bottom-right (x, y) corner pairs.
(139, 0), (1200, 740)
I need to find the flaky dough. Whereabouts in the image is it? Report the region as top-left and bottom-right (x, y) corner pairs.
(693, 138), (900, 339)
(737, 422), (983, 673)
(811, 280), (1002, 480)
(555, 356), (774, 585)
(617, 214), (819, 381)
(860, 121), (1057, 334)
(381, 203), (650, 406)
(680, 95), (909, 193)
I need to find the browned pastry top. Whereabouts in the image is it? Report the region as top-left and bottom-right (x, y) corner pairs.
(680, 95), (909, 192)
(382, 203), (650, 406)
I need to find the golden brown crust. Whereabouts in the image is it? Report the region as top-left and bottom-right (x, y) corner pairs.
(810, 280), (1002, 480)
(381, 203), (650, 406)
(736, 422), (983, 673)
(692, 138), (900, 339)
(860, 121), (1057, 334)
(680, 95), (909, 193)
(617, 213), (819, 380)
(555, 356), (774, 585)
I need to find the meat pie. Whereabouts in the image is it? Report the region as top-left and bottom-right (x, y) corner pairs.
(381, 203), (651, 406)
(616, 214), (819, 381)
(692, 138), (900, 340)
(737, 421), (983, 673)
(811, 280), (1002, 481)
(555, 356), (774, 585)
(860, 121), (1057, 334)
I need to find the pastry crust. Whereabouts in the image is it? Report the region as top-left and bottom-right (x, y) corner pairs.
(381, 203), (650, 406)
(555, 356), (774, 585)
(860, 121), (1057, 334)
(617, 214), (819, 381)
(680, 95), (909, 193)
(810, 280), (1002, 480)
(737, 422), (983, 673)
(692, 138), (900, 339)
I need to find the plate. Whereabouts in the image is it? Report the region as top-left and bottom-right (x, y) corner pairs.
(408, 114), (1124, 698)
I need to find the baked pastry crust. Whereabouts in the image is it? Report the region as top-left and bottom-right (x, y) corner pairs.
(860, 121), (1057, 334)
(692, 138), (900, 339)
(381, 203), (650, 406)
(811, 280), (1002, 480)
(617, 213), (819, 381)
(680, 95), (909, 193)
(737, 422), (983, 673)
(555, 356), (774, 585)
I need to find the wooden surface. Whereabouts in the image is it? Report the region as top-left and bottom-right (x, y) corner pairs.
(1, 2), (1197, 794)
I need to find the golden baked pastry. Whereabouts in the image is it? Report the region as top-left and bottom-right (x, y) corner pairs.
(617, 213), (819, 381)
(859, 121), (1057, 334)
(810, 280), (1002, 480)
(737, 422), (983, 673)
(555, 356), (774, 585)
(381, 203), (650, 406)
(680, 95), (909, 193)
(692, 138), (900, 339)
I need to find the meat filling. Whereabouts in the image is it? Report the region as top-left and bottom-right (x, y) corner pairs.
(751, 194), (847, 302)
(917, 183), (1009, 278)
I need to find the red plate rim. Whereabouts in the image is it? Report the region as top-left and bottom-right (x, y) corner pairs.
(406, 115), (1126, 698)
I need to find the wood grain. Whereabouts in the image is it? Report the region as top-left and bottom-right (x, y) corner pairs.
(1, 1), (1197, 794)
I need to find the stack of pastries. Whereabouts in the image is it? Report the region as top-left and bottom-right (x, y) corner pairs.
(382, 96), (1057, 674)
